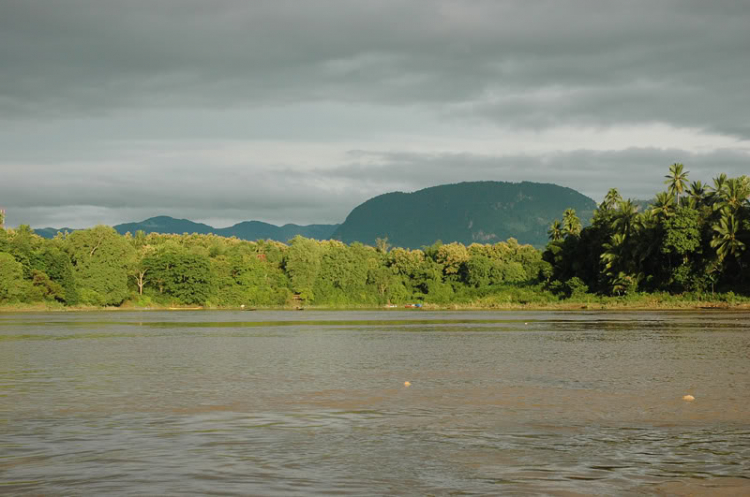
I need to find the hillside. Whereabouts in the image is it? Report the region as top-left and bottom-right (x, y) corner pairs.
(332, 181), (597, 248)
(35, 216), (339, 242)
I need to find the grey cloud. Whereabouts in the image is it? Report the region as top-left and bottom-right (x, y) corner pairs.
(4, 146), (748, 229)
(317, 147), (750, 202)
(1, 1), (749, 136)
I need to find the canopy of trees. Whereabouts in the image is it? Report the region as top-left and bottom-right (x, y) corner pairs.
(1, 166), (747, 308)
(543, 166), (750, 296)
(0, 225), (547, 307)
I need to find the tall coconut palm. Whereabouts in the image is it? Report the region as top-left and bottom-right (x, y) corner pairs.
(562, 209), (582, 237)
(710, 212), (746, 264)
(649, 191), (676, 219)
(719, 177), (750, 214)
(601, 232), (626, 275)
(612, 200), (641, 238)
(687, 180), (706, 208)
(547, 220), (564, 241)
(600, 188), (622, 211)
(664, 163), (689, 205)
(707, 173), (728, 208)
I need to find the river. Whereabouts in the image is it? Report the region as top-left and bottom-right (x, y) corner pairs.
(1, 310), (749, 495)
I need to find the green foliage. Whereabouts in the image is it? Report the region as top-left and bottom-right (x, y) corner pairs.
(545, 165), (749, 297)
(661, 206), (701, 258)
(143, 247), (213, 304)
(64, 226), (134, 306)
(0, 252), (27, 302)
(3, 166), (748, 309)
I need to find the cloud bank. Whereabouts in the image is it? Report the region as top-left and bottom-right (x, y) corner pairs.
(1, 1), (748, 227)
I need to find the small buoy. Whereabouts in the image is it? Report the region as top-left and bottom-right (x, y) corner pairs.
(525, 322), (528, 325)
(404, 381), (411, 387)
(240, 304), (245, 308)
(682, 394), (695, 401)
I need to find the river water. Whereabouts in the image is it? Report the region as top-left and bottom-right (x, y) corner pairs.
(1, 310), (749, 496)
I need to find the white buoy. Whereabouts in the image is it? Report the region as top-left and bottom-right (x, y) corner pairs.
(682, 394), (695, 401)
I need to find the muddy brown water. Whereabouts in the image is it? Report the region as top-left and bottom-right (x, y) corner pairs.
(1, 310), (749, 495)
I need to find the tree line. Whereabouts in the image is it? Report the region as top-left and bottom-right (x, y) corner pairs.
(544, 165), (749, 296)
(0, 224), (547, 307)
(1, 165), (747, 308)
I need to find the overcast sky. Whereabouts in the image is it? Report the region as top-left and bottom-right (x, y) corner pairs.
(1, 0), (749, 228)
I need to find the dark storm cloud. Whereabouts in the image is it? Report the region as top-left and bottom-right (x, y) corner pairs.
(1, 0), (749, 136)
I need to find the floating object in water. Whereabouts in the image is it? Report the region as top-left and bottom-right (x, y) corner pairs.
(525, 322), (529, 325)
(682, 394), (695, 401)
(404, 381), (411, 387)
(241, 304), (245, 308)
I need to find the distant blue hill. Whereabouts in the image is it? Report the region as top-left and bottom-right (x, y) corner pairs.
(34, 216), (340, 242)
(31, 181), (603, 248)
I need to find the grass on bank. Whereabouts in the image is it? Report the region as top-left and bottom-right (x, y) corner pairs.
(2, 284), (749, 312)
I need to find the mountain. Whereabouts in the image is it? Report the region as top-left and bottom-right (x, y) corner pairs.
(33, 227), (76, 239)
(218, 221), (340, 241)
(34, 216), (340, 242)
(115, 216), (214, 236)
(332, 181), (597, 248)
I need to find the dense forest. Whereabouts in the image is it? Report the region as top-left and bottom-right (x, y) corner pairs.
(544, 165), (750, 297)
(0, 220), (546, 308)
(0, 166), (747, 309)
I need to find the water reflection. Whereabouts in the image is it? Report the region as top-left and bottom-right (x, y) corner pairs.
(1, 311), (748, 495)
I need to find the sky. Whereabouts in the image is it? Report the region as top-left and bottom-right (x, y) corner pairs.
(1, 0), (749, 229)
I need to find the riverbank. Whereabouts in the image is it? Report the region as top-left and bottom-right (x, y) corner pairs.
(2, 294), (749, 313)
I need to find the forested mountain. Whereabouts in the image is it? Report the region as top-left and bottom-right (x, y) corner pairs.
(115, 216), (214, 235)
(35, 216), (340, 242)
(333, 181), (597, 248)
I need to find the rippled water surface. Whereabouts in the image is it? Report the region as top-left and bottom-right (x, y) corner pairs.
(1, 310), (749, 495)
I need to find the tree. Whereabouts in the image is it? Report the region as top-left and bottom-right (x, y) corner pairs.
(283, 236), (323, 302)
(650, 191), (676, 219)
(612, 200), (641, 239)
(143, 247), (213, 304)
(601, 188), (622, 211)
(38, 246), (78, 304)
(562, 209), (582, 237)
(711, 212), (746, 266)
(718, 177), (750, 214)
(64, 226), (135, 306)
(547, 220), (563, 241)
(0, 253), (26, 302)
(664, 163), (689, 205)
(687, 180), (706, 208)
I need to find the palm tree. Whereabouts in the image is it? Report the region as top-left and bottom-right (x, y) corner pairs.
(687, 180), (706, 208)
(562, 209), (582, 237)
(707, 173), (728, 208)
(649, 191), (676, 219)
(600, 188), (622, 211)
(547, 220), (564, 241)
(612, 200), (641, 238)
(719, 177), (750, 214)
(710, 212), (746, 264)
(601, 232), (626, 275)
(664, 163), (689, 205)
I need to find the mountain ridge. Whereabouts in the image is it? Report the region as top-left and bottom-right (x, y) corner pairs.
(34, 217), (340, 242)
(31, 180), (599, 247)
(332, 180), (597, 248)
